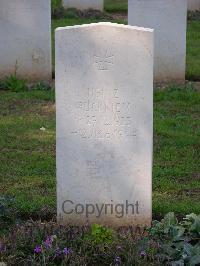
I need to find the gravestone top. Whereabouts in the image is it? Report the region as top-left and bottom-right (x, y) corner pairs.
(56, 22), (153, 32)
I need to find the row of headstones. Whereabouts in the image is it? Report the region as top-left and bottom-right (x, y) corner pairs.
(0, 0), (193, 84)
(62, 0), (200, 11)
(0, 0), (198, 226)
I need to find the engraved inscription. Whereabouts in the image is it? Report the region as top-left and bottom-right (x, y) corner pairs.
(86, 152), (114, 179)
(69, 87), (137, 140)
(87, 159), (101, 178)
(32, 48), (45, 64)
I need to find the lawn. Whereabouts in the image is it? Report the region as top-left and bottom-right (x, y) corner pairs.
(0, 85), (199, 220)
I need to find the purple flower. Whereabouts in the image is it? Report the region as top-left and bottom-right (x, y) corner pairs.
(34, 245), (42, 254)
(55, 248), (62, 257)
(0, 241), (6, 252)
(140, 250), (147, 257)
(116, 245), (123, 251)
(44, 236), (53, 249)
(63, 247), (72, 256)
(115, 256), (121, 264)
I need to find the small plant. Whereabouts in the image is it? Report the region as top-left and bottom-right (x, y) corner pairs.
(147, 213), (200, 265)
(51, 0), (62, 13)
(0, 196), (19, 232)
(1, 75), (27, 92)
(51, 0), (66, 19)
(0, 80), (4, 90)
(85, 223), (115, 246)
(188, 10), (200, 21)
(33, 81), (52, 91)
(181, 213), (200, 238)
(33, 235), (72, 265)
(65, 8), (79, 18)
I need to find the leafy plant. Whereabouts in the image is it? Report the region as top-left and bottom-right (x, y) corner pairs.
(188, 10), (200, 21)
(51, 0), (62, 12)
(85, 223), (115, 246)
(0, 80), (4, 90)
(148, 213), (200, 265)
(0, 196), (19, 232)
(181, 213), (200, 238)
(1, 75), (27, 92)
(33, 81), (52, 91)
(64, 8), (79, 18)
(150, 212), (178, 237)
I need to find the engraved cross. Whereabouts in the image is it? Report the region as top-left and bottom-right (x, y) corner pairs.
(94, 50), (114, 71)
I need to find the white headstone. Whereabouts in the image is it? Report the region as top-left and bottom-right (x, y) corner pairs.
(62, 0), (104, 11)
(56, 22), (153, 227)
(0, 0), (51, 81)
(128, 0), (187, 84)
(188, 0), (200, 11)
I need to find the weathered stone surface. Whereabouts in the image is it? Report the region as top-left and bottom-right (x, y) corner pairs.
(0, 0), (51, 81)
(62, 0), (104, 11)
(128, 0), (187, 84)
(56, 22), (153, 227)
(188, 0), (200, 11)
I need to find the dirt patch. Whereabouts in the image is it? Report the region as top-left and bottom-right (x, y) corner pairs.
(110, 12), (127, 20)
(188, 81), (200, 91)
(38, 103), (55, 117)
(177, 188), (200, 198)
(0, 99), (55, 117)
(178, 173), (200, 183)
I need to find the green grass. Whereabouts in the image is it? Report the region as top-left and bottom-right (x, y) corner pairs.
(51, 0), (128, 13)
(105, 0), (128, 13)
(153, 85), (200, 215)
(0, 90), (55, 216)
(0, 85), (199, 219)
(51, 0), (62, 12)
(186, 20), (200, 80)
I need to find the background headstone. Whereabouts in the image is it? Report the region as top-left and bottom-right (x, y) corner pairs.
(128, 0), (187, 84)
(188, 0), (200, 11)
(62, 0), (104, 11)
(56, 22), (153, 227)
(0, 0), (51, 81)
